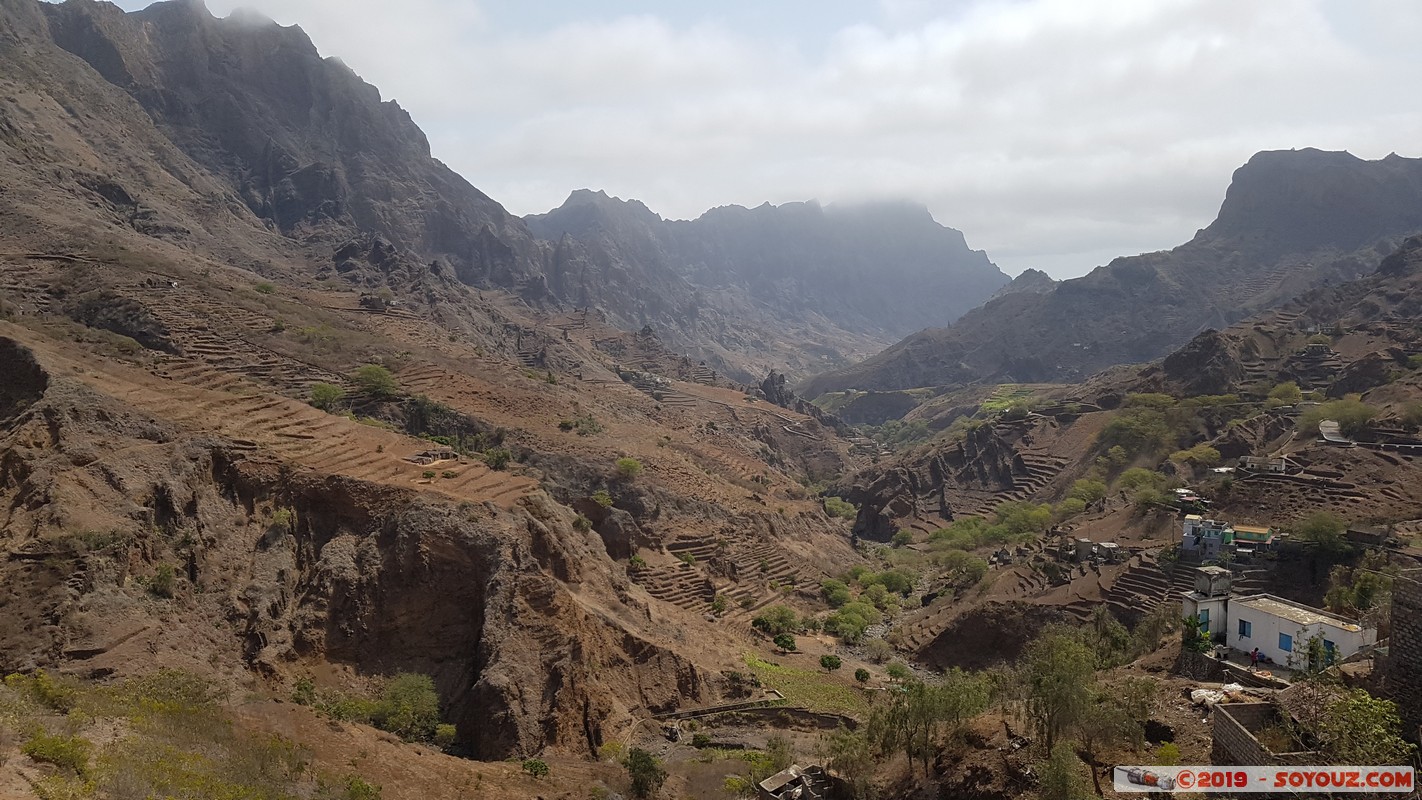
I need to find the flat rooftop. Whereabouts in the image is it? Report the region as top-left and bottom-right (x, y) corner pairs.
(1233, 594), (1363, 632)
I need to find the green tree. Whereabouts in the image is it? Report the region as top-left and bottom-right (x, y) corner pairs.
(1067, 479), (1107, 504)
(1318, 690), (1417, 765)
(1022, 630), (1095, 753)
(891, 530), (914, 548)
(821, 579), (852, 608)
(615, 457), (643, 478)
(1296, 511), (1348, 554)
(352, 364), (399, 399)
(752, 605), (801, 636)
(1268, 381), (1303, 407)
(623, 748), (667, 799)
(521, 758), (549, 779)
(373, 673), (441, 742)
(309, 382), (346, 410)
(1037, 742), (1091, 800)
(885, 662), (911, 682)
(820, 726), (875, 799)
(820, 655), (843, 672)
(854, 668), (871, 684)
(773, 633), (797, 653)
(766, 734), (793, 773)
(1076, 680), (1153, 794)
(868, 671), (990, 777)
(483, 448), (512, 470)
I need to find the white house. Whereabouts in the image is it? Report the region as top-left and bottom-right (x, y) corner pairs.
(1226, 594), (1376, 669)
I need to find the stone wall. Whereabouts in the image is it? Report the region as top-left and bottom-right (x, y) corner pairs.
(1385, 568), (1422, 742)
(1212, 703), (1314, 766)
(1177, 648), (1226, 681)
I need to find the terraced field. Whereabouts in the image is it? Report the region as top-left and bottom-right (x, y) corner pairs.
(23, 336), (539, 508)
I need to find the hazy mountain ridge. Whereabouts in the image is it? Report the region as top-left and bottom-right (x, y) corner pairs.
(528, 190), (1010, 380)
(26, 0), (1008, 382)
(800, 148), (1422, 396)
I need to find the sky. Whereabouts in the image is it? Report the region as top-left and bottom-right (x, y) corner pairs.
(105, 0), (1422, 278)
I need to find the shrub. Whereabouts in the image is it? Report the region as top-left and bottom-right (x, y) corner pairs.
(773, 633), (797, 653)
(863, 638), (894, 664)
(150, 563), (176, 598)
(891, 530), (913, 548)
(628, 555), (647, 570)
(592, 489), (614, 508)
(624, 748), (667, 799)
(434, 724), (458, 750)
(820, 655), (842, 672)
(1300, 397), (1378, 437)
(820, 579), (852, 608)
(343, 776), (383, 800)
(823, 496), (857, 519)
(854, 668), (870, 683)
(22, 732), (90, 776)
(615, 457), (643, 478)
(573, 514), (593, 532)
(711, 595), (728, 615)
(373, 673), (441, 742)
(691, 732), (712, 748)
(521, 758), (549, 779)
(254, 282), (276, 294)
(1268, 381), (1303, 407)
(309, 382), (346, 410)
(1097, 406), (1174, 456)
(1170, 443), (1221, 467)
(483, 448), (512, 470)
(1155, 742), (1182, 766)
(422, 470), (436, 479)
(352, 364), (399, 399)
(824, 602), (881, 644)
(5, 669), (79, 712)
(885, 662), (910, 682)
(292, 676), (316, 706)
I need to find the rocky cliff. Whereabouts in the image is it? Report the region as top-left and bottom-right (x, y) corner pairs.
(801, 149), (1422, 395)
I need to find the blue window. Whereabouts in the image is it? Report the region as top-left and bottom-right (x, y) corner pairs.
(1198, 609), (1210, 629)
(1279, 633), (1293, 652)
(1238, 619), (1252, 638)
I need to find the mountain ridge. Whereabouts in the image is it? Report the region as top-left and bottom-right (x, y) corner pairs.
(800, 148), (1422, 396)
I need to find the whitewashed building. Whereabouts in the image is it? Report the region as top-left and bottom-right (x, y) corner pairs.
(1226, 594), (1376, 669)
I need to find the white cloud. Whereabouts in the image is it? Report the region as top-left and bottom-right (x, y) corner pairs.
(116, 0), (1422, 277)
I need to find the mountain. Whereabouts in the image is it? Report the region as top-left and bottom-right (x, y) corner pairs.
(24, 0), (1005, 385)
(527, 191), (1010, 380)
(800, 149), (1422, 396)
(0, 0), (869, 773)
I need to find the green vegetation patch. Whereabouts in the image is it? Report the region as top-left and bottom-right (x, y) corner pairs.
(743, 655), (867, 718)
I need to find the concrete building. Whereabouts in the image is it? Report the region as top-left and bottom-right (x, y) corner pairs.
(1181, 516), (1276, 560)
(1181, 516), (1230, 560)
(757, 764), (836, 800)
(1227, 594), (1376, 669)
(1180, 566), (1233, 638)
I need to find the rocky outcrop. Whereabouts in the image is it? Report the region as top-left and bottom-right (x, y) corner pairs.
(0, 338), (715, 760)
(802, 149), (1422, 395)
(1152, 329), (1248, 396)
